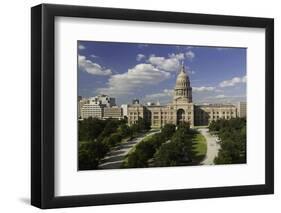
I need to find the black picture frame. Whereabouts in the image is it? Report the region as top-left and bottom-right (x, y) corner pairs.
(31, 3), (274, 209)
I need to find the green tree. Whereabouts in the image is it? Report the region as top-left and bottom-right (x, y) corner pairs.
(126, 141), (155, 168)
(212, 118), (247, 164)
(153, 123), (193, 167)
(99, 119), (119, 138)
(130, 123), (139, 134)
(161, 124), (176, 140)
(78, 117), (106, 141)
(136, 117), (151, 131)
(154, 142), (188, 167)
(124, 132), (167, 168)
(125, 122), (195, 168)
(177, 121), (190, 132)
(118, 123), (131, 137)
(79, 148), (99, 170)
(78, 140), (109, 170)
(78, 117), (131, 170)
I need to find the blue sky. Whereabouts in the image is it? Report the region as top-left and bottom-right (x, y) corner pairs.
(78, 41), (246, 105)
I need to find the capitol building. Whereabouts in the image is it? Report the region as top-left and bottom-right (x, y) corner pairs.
(79, 64), (246, 128)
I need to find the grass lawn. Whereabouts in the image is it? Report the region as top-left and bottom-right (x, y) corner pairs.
(191, 132), (207, 163)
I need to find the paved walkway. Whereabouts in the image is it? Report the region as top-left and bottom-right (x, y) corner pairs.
(197, 127), (220, 165)
(98, 130), (160, 169)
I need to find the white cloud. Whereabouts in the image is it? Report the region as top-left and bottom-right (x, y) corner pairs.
(168, 53), (185, 60)
(145, 89), (173, 100)
(219, 75), (247, 87)
(148, 55), (180, 72)
(194, 94), (246, 104)
(193, 86), (216, 92)
(215, 94), (226, 99)
(97, 63), (170, 96)
(78, 44), (86, 50)
(78, 55), (112, 76)
(143, 89), (174, 104)
(147, 51), (195, 72)
(136, 54), (146, 61)
(90, 54), (98, 58)
(185, 50), (195, 60)
(96, 51), (196, 98)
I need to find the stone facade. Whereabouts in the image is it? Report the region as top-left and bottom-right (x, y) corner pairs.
(104, 106), (123, 120)
(194, 104), (237, 126)
(127, 104), (148, 125)
(127, 64), (240, 128)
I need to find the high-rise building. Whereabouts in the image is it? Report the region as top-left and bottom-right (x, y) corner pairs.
(78, 97), (89, 119)
(79, 94), (116, 119)
(81, 103), (104, 119)
(237, 102), (247, 118)
(121, 104), (128, 117)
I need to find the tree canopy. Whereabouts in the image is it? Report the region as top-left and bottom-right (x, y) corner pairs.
(154, 122), (192, 167)
(78, 117), (151, 170)
(211, 118), (247, 164)
(125, 122), (198, 168)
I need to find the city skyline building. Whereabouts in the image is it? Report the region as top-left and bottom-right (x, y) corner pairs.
(237, 101), (247, 118)
(79, 94), (116, 119)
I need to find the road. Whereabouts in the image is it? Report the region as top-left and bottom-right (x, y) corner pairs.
(98, 130), (160, 169)
(197, 127), (220, 165)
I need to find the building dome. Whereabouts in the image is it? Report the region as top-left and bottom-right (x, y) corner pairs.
(175, 65), (190, 88)
(173, 63), (192, 103)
